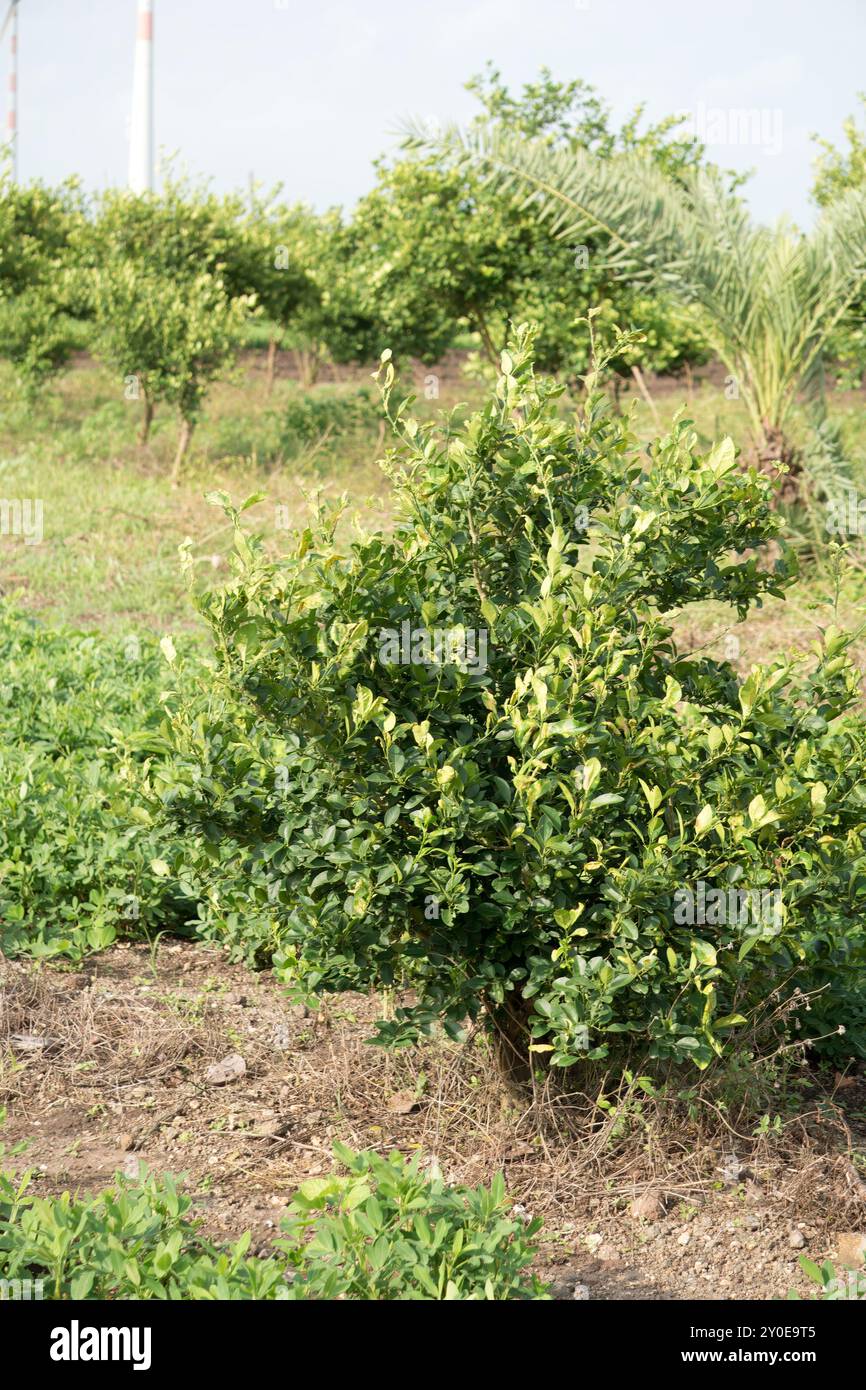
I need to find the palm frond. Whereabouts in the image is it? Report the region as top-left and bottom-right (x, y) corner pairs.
(407, 119), (866, 440)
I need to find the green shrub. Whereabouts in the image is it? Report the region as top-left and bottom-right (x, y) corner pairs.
(0, 177), (85, 393)
(208, 388), (381, 469)
(278, 387), (381, 446)
(279, 1144), (547, 1300)
(154, 323), (866, 1073)
(0, 289), (79, 394)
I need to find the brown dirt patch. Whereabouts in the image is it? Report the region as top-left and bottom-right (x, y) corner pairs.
(2, 940), (865, 1299)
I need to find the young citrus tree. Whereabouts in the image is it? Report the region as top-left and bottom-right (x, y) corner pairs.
(0, 288), (79, 396)
(155, 324), (866, 1078)
(81, 181), (258, 455)
(275, 208), (383, 387)
(0, 177), (85, 393)
(235, 196), (321, 391)
(85, 181), (248, 290)
(349, 68), (713, 383)
(89, 261), (252, 478)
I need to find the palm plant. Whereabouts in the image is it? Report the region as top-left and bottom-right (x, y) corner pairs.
(408, 123), (866, 488)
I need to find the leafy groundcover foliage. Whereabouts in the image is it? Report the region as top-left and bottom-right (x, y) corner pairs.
(0, 1122), (544, 1301)
(151, 323), (866, 1072)
(792, 1256), (866, 1302)
(279, 1145), (546, 1300)
(0, 607), (197, 962)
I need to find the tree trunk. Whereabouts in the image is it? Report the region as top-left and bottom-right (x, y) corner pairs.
(138, 391), (154, 445)
(472, 307), (500, 368)
(750, 421), (802, 505)
(171, 417), (194, 487)
(295, 346), (321, 389)
(483, 996), (536, 1094)
(265, 337), (278, 393)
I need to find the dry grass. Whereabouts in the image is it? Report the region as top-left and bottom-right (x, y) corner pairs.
(2, 940), (864, 1299)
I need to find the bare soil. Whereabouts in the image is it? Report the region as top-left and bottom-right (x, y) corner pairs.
(2, 940), (865, 1300)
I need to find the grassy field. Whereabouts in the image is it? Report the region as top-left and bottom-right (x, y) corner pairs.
(0, 351), (395, 631)
(3, 348), (866, 665)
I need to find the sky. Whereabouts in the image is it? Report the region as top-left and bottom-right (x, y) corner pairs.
(4, 0), (866, 227)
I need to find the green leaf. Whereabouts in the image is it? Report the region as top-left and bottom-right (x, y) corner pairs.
(695, 805), (714, 835)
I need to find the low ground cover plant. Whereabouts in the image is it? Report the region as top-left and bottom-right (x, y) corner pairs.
(793, 1257), (866, 1301)
(150, 322), (866, 1078)
(0, 607), (196, 962)
(0, 1123), (544, 1301)
(280, 1144), (546, 1300)
(0, 1163), (286, 1301)
(209, 386), (382, 469)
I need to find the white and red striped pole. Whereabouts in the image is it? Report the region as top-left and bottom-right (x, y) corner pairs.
(128, 0), (153, 193)
(3, 0), (18, 182)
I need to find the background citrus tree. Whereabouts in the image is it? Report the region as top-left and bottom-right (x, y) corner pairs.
(0, 176), (85, 393)
(88, 259), (253, 479)
(82, 184), (256, 475)
(351, 68), (714, 385)
(415, 106), (866, 487)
